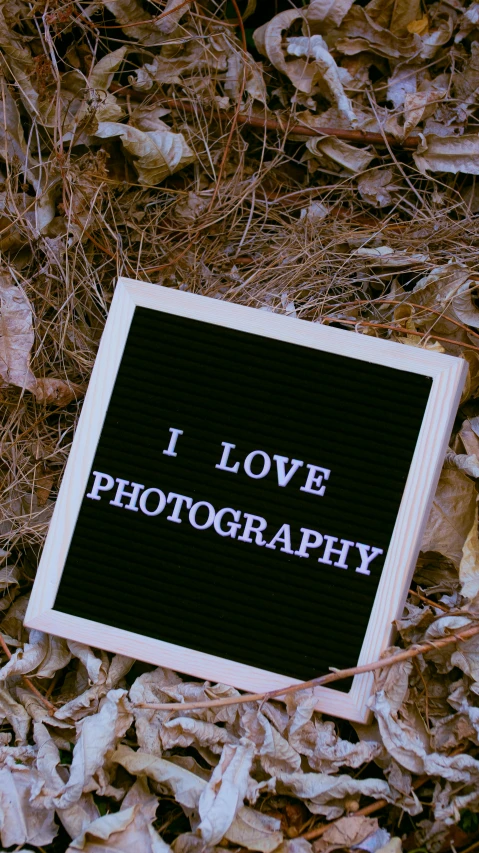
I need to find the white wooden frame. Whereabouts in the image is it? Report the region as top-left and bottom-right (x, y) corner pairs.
(25, 277), (467, 722)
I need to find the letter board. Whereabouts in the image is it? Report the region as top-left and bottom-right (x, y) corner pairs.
(25, 278), (467, 722)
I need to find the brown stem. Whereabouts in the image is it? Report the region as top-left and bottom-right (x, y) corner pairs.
(408, 587), (449, 612)
(109, 84), (420, 150)
(135, 622), (479, 713)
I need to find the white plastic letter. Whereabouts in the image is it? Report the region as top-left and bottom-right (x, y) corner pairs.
(163, 427), (184, 457)
(167, 492), (193, 523)
(355, 543), (384, 575)
(318, 536), (355, 569)
(300, 465), (331, 496)
(110, 478), (144, 511)
(244, 450), (271, 480)
(238, 513), (267, 545)
(214, 507), (242, 538)
(295, 527), (323, 558)
(189, 501), (215, 530)
(86, 471), (115, 501)
(273, 456), (304, 487)
(265, 523), (294, 554)
(139, 488), (166, 517)
(215, 442), (240, 474)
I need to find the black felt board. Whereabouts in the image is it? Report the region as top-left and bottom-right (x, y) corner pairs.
(54, 307), (432, 684)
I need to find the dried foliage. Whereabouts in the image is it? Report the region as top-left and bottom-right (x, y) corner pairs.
(2, 0), (479, 850)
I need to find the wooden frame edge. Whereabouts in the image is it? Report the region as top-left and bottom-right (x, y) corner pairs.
(25, 278), (468, 724)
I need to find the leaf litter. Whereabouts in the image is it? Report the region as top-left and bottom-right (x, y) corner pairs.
(1, 0), (479, 850)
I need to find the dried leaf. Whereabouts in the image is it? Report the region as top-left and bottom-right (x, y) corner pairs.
(357, 168), (400, 207)
(95, 122), (195, 185)
(198, 742), (254, 844)
(422, 467), (477, 567)
(157, 0), (192, 35)
(67, 778), (169, 852)
(0, 765), (57, 847)
(306, 137), (374, 172)
(414, 134), (479, 175)
(54, 689), (133, 809)
(111, 743), (207, 809)
(460, 501), (479, 599)
(286, 36), (357, 124)
(279, 772), (392, 818)
(225, 806), (283, 853)
(0, 271), (35, 392)
(308, 0), (354, 29)
(312, 815), (379, 852)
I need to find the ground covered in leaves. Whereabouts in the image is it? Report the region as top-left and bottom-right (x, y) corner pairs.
(3, 0), (479, 850)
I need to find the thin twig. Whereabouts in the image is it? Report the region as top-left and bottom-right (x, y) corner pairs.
(408, 588), (449, 612)
(135, 622), (479, 712)
(109, 85), (421, 150)
(0, 636), (56, 715)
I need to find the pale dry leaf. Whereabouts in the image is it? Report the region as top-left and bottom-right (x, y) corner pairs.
(73, 47), (127, 130)
(57, 795), (101, 842)
(445, 450), (479, 478)
(370, 675), (479, 782)
(357, 828), (392, 852)
(111, 743), (206, 809)
(290, 717), (382, 774)
(336, 6), (419, 58)
(54, 689), (133, 809)
(161, 716), (236, 754)
(157, 0), (192, 35)
(129, 36), (229, 90)
(0, 563), (20, 592)
(0, 629), (71, 681)
(421, 467), (477, 567)
(32, 721), (65, 805)
(376, 838), (402, 853)
(357, 168), (399, 207)
(308, 0), (354, 29)
(353, 246), (428, 266)
(0, 685), (30, 744)
(414, 134), (479, 175)
(460, 501), (479, 599)
(312, 815), (379, 852)
(306, 136), (375, 172)
(299, 201), (329, 223)
(0, 765), (57, 847)
(68, 778), (169, 853)
(224, 806), (283, 853)
(67, 641), (104, 684)
(403, 88), (446, 136)
(279, 772), (392, 818)
(286, 36), (357, 124)
(387, 66), (418, 109)
(240, 707), (301, 776)
(198, 742), (254, 845)
(276, 840), (312, 853)
(253, 10), (319, 94)
(224, 51), (267, 104)
(95, 122), (195, 185)
(0, 271), (36, 393)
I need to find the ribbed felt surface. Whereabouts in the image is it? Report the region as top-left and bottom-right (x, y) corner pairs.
(54, 307), (432, 684)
